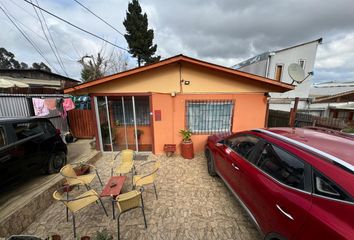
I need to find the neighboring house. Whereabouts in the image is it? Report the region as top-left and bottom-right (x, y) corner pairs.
(0, 69), (79, 94)
(0, 69), (79, 132)
(232, 38), (322, 111)
(64, 55), (293, 154)
(306, 81), (354, 119)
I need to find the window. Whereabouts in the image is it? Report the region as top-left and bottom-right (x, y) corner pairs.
(275, 65), (283, 81)
(226, 135), (259, 161)
(0, 127), (6, 147)
(256, 144), (305, 190)
(186, 100), (234, 134)
(110, 97), (150, 126)
(314, 170), (352, 202)
(13, 122), (43, 141)
(299, 59), (306, 70)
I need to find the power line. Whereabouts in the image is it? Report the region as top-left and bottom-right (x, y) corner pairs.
(0, 5), (59, 73)
(23, 0), (128, 52)
(73, 0), (125, 37)
(31, 0), (68, 76)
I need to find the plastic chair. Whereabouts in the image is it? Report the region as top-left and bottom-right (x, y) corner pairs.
(53, 185), (108, 238)
(60, 162), (103, 189)
(115, 189), (147, 240)
(133, 161), (160, 199)
(111, 149), (135, 179)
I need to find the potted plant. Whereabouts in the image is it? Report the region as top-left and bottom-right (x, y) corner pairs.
(179, 129), (194, 159)
(93, 229), (113, 240)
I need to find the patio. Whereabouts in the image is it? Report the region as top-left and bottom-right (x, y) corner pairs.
(23, 153), (262, 240)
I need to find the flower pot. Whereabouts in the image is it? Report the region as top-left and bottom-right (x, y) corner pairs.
(81, 236), (91, 240)
(181, 141), (194, 159)
(164, 144), (176, 157)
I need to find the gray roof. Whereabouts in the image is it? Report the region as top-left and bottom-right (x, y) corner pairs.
(232, 38), (322, 69)
(310, 81), (354, 97)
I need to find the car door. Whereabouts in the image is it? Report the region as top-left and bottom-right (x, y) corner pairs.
(12, 121), (43, 172)
(241, 142), (312, 239)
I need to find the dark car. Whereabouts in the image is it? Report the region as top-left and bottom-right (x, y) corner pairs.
(0, 117), (67, 189)
(205, 127), (354, 240)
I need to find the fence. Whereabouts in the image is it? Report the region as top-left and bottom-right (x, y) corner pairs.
(268, 109), (351, 130)
(67, 109), (95, 138)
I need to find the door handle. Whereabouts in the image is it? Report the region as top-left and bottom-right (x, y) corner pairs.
(231, 163), (239, 170)
(276, 204), (294, 220)
(0, 155), (11, 163)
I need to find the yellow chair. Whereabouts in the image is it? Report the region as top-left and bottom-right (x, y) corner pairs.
(116, 189), (147, 240)
(53, 185), (108, 238)
(133, 161), (160, 199)
(111, 149), (135, 177)
(60, 162), (103, 189)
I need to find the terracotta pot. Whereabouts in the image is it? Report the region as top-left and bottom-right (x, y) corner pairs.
(181, 141), (194, 159)
(81, 236), (91, 240)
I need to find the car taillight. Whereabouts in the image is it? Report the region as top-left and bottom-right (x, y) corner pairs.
(56, 129), (61, 135)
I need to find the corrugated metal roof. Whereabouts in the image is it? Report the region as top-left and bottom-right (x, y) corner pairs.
(309, 86), (354, 97)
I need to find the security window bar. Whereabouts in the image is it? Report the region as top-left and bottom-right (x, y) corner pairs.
(186, 100), (234, 134)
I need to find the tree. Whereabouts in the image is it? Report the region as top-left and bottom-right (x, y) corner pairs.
(0, 47), (51, 72)
(123, 0), (160, 67)
(32, 62), (51, 72)
(79, 53), (106, 82)
(0, 47), (28, 69)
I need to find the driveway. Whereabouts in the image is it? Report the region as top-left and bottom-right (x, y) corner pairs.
(23, 153), (262, 240)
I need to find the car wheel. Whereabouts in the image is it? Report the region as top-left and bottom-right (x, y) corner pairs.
(205, 148), (217, 176)
(48, 151), (66, 174)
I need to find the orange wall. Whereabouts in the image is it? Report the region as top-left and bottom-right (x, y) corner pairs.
(151, 93), (267, 154)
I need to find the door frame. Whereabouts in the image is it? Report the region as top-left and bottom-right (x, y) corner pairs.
(92, 93), (154, 153)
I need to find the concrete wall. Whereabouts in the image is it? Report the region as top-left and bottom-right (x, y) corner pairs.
(152, 93), (267, 154)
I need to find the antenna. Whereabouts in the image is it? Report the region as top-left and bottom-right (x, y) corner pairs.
(288, 63), (312, 85)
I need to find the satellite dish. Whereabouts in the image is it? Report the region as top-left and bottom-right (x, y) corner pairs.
(288, 63), (305, 84)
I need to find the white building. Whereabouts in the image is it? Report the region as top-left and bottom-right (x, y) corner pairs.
(233, 38), (322, 111)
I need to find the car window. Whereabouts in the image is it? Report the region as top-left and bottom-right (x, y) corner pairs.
(0, 127), (6, 147)
(256, 144), (305, 190)
(226, 135), (259, 161)
(13, 122), (43, 140)
(313, 170), (352, 202)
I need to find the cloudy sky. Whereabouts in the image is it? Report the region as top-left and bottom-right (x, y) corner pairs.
(1, 0), (353, 83)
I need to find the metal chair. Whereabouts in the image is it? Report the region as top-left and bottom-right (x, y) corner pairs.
(52, 184), (108, 238)
(133, 160), (160, 199)
(115, 189), (147, 240)
(60, 162), (103, 189)
(111, 149), (135, 183)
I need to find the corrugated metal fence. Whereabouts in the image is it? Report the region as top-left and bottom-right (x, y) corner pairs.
(0, 93), (69, 132)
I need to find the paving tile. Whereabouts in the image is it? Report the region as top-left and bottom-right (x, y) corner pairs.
(22, 153), (262, 239)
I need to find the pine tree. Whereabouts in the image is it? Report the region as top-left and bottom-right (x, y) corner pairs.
(123, 0), (160, 67)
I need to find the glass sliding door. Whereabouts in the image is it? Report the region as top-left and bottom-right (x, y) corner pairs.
(95, 95), (152, 152)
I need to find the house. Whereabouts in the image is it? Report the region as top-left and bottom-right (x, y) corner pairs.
(232, 38), (322, 112)
(305, 81), (354, 118)
(64, 55), (293, 154)
(0, 69), (79, 132)
(0, 69), (79, 94)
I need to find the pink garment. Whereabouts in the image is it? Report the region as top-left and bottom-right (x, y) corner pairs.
(44, 98), (57, 110)
(32, 98), (49, 116)
(63, 98), (75, 111)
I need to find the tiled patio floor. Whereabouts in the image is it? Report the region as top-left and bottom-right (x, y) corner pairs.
(23, 153), (262, 240)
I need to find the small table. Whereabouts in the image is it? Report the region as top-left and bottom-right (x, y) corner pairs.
(100, 176), (126, 219)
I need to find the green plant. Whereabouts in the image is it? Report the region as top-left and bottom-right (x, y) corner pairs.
(93, 229), (113, 240)
(179, 129), (192, 142)
(342, 128), (354, 133)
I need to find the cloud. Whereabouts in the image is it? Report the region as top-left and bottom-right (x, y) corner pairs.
(0, 0), (353, 83)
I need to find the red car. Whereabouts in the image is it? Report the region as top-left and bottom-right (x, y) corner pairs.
(205, 127), (354, 240)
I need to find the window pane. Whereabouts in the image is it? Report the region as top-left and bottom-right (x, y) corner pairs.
(0, 127), (6, 147)
(257, 144), (305, 190)
(13, 122), (42, 140)
(314, 171), (351, 202)
(187, 100), (233, 134)
(226, 135), (259, 161)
